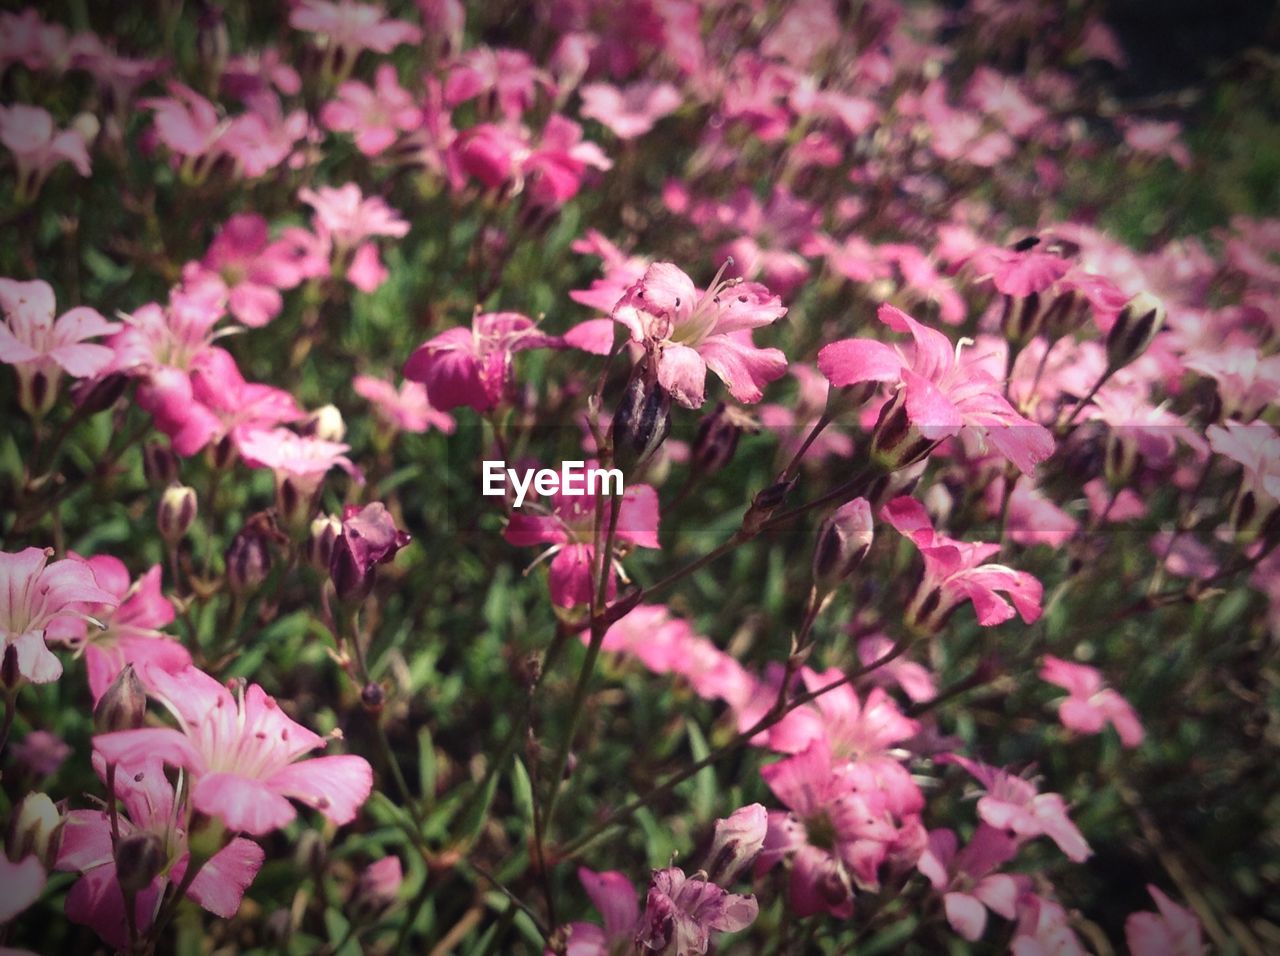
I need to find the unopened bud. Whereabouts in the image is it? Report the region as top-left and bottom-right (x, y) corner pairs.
(1040, 288), (1090, 340)
(823, 380), (878, 419)
(196, 3), (230, 83)
(691, 402), (756, 475)
(71, 372), (127, 415)
(329, 535), (370, 603)
(93, 664), (148, 734)
(1105, 292), (1165, 371)
(303, 404), (346, 442)
(158, 484), (197, 544)
(225, 526), (272, 594)
(308, 514), (342, 570)
(70, 111), (101, 146)
(143, 442), (179, 487)
(8, 792), (62, 867)
(114, 831), (167, 894)
(610, 371), (672, 474)
(811, 498), (874, 590)
(353, 857), (404, 916)
(1103, 430), (1138, 489)
(1, 645), (23, 692)
(704, 804), (767, 886)
(999, 292), (1043, 349)
(360, 682), (385, 713)
(211, 433), (237, 471)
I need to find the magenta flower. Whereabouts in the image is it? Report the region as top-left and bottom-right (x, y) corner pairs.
(189, 348), (304, 457)
(221, 93), (309, 180)
(579, 80), (681, 139)
(289, 0), (422, 59)
(0, 104), (91, 200)
(758, 739), (905, 916)
(404, 311), (560, 413)
(321, 64), (422, 156)
(918, 826), (1022, 942)
(57, 757), (264, 948)
(1011, 893), (1089, 956)
(505, 476), (659, 609)
(817, 304), (1054, 473)
(523, 115), (612, 209)
(0, 278), (118, 414)
(612, 261), (788, 408)
(1, 547), (117, 684)
(354, 374), (455, 434)
(1125, 885), (1205, 956)
(1039, 656), (1144, 748)
(939, 755), (1091, 863)
(444, 47), (549, 120)
(43, 554), (188, 705)
(857, 634), (937, 704)
(635, 867), (758, 955)
(94, 665), (374, 836)
(565, 867), (640, 956)
(884, 496), (1043, 631)
(192, 214), (306, 328)
(329, 502), (411, 602)
(758, 365), (854, 467)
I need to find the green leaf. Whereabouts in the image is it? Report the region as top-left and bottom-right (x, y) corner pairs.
(510, 756), (534, 825)
(685, 721), (716, 824)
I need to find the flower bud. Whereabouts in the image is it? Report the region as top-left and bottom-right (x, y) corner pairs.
(360, 682), (385, 713)
(999, 292), (1043, 349)
(196, 2), (230, 84)
(211, 433), (238, 471)
(8, 792), (62, 867)
(610, 372), (672, 475)
(308, 514), (342, 570)
(811, 498), (874, 591)
(303, 404), (346, 442)
(93, 664), (148, 735)
(226, 525), (272, 595)
(691, 403), (756, 476)
(143, 442), (179, 487)
(329, 503), (410, 604)
(1103, 429), (1138, 489)
(704, 804), (767, 886)
(870, 389), (939, 472)
(158, 484), (198, 545)
(823, 380), (878, 419)
(1105, 292), (1165, 372)
(71, 372), (127, 415)
(353, 857), (403, 916)
(114, 831), (167, 895)
(0, 645), (21, 693)
(1040, 288), (1090, 340)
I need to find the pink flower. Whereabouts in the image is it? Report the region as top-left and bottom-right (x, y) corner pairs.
(57, 756), (263, 948)
(1125, 885), (1205, 956)
(237, 427), (363, 513)
(635, 867), (759, 954)
(321, 64), (422, 156)
(0, 278), (118, 414)
(188, 348), (305, 457)
(329, 502), (412, 601)
(505, 475), (659, 609)
(569, 229), (650, 315)
(444, 47), (549, 120)
(94, 666), (374, 836)
(193, 213), (307, 328)
(1011, 893), (1089, 956)
(566, 867), (640, 956)
(42, 555), (187, 704)
(818, 304), (1054, 474)
(758, 739), (905, 916)
(300, 182), (409, 251)
(995, 477), (1079, 549)
(612, 261), (788, 408)
(1039, 656), (1144, 748)
(1123, 119), (1192, 169)
(140, 82), (226, 161)
(289, 0), (422, 58)
(0, 855), (45, 925)
(857, 634), (937, 704)
(0, 104), (91, 200)
(884, 496), (1043, 631)
(758, 364), (854, 467)
(918, 826), (1022, 942)
(353, 374), (455, 433)
(1, 547), (117, 684)
(523, 115), (612, 208)
(939, 755), (1091, 863)
(221, 92), (309, 179)
(579, 80), (681, 139)
(404, 311), (559, 412)
(1208, 419), (1280, 505)
(11, 730), (72, 777)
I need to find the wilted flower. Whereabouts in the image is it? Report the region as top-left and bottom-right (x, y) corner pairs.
(329, 502), (411, 602)
(635, 866), (759, 954)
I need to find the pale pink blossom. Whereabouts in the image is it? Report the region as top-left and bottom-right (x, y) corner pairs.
(354, 374), (455, 433)
(1126, 885), (1206, 956)
(140, 83), (226, 161)
(579, 80), (681, 139)
(238, 427), (363, 503)
(192, 213), (307, 328)
(857, 634), (937, 704)
(613, 261), (788, 408)
(0, 855), (45, 925)
(95, 666), (374, 836)
(884, 496), (1043, 630)
(221, 92), (309, 178)
(1039, 655), (1144, 748)
(918, 826), (1022, 942)
(1011, 893), (1088, 956)
(0, 547), (117, 684)
(300, 182), (409, 250)
(0, 104), (91, 199)
(321, 64), (422, 156)
(818, 304), (1055, 474)
(444, 47), (549, 120)
(289, 0), (422, 58)
(57, 756), (263, 948)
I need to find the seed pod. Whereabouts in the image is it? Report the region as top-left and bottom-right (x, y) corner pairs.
(16, 366), (59, 419)
(93, 664), (148, 735)
(812, 498), (875, 591)
(610, 370), (672, 475)
(114, 832), (167, 894)
(1105, 292), (1165, 372)
(158, 484), (198, 545)
(360, 682), (385, 713)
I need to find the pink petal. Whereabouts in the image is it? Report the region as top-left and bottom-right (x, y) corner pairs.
(817, 338), (903, 388)
(697, 334), (787, 404)
(945, 891), (988, 941)
(656, 343), (708, 408)
(577, 868), (639, 942)
(265, 755), (373, 827)
(186, 838), (264, 917)
(193, 771), (297, 836)
(93, 727), (204, 775)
